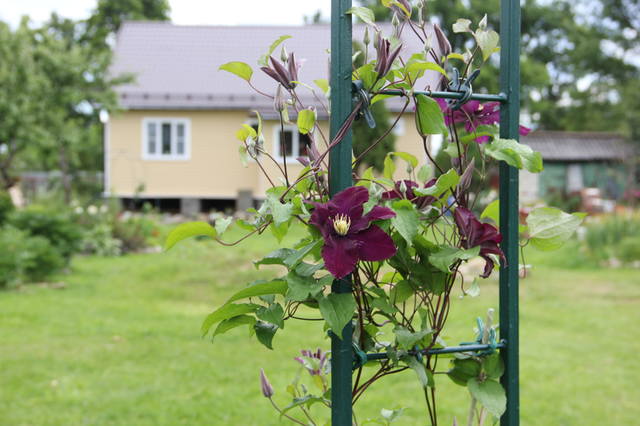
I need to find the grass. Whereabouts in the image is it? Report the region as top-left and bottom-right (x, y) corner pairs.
(1, 230), (639, 425)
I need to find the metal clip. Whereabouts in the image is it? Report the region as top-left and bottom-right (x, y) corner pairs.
(447, 68), (480, 111)
(352, 80), (376, 129)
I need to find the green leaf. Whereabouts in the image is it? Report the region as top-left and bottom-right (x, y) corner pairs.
(265, 194), (294, 225)
(485, 138), (544, 173)
(214, 217), (233, 235)
(257, 303), (285, 329)
(314, 78), (329, 94)
(318, 293), (356, 339)
(270, 221), (289, 242)
(467, 378), (506, 417)
(285, 271), (324, 301)
(387, 151), (418, 168)
(414, 169), (460, 197)
(201, 303), (261, 337)
(297, 108), (316, 135)
(355, 63), (379, 90)
(406, 357), (433, 388)
(281, 395), (328, 418)
(284, 240), (322, 268)
(526, 207), (586, 251)
(394, 326), (432, 350)
(254, 248), (296, 268)
(482, 353), (504, 380)
(391, 200), (420, 246)
(429, 246), (480, 273)
(415, 94), (447, 136)
(475, 29), (500, 61)
(452, 18), (472, 33)
(254, 321), (278, 349)
(295, 261), (324, 277)
(165, 221), (216, 251)
(447, 358), (481, 386)
(390, 280), (415, 303)
(258, 35), (292, 66)
(380, 407), (405, 422)
(480, 199), (500, 226)
(406, 61), (448, 78)
(383, 154), (396, 180)
(346, 7), (377, 27)
(219, 61), (253, 82)
(212, 315), (256, 339)
(417, 165), (431, 182)
(225, 279), (288, 304)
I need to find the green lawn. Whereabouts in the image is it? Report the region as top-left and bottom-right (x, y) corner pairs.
(1, 231), (639, 425)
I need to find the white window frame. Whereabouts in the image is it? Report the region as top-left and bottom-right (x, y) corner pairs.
(273, 124), (311, 162)
(142, 118), (191, 161)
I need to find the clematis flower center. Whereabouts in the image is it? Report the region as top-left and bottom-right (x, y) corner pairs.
(332, 214), (351, 236)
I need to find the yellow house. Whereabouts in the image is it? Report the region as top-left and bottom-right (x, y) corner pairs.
(106, 22), (441, 213)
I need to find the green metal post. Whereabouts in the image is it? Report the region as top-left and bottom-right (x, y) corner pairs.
(499, 0), (521, 425)
(330, 1), (353, 425)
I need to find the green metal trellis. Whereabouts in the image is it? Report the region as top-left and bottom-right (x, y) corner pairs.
(328, 0), (521, 425)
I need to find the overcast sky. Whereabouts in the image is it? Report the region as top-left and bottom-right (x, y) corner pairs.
(0, 0), (333, 27)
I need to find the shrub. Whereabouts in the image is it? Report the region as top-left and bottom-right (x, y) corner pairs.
(584, 214), (640, 264)
(8, 207), (82, 262)
(0, 226), (64, 287)
(0, 191), (14, 225)
(80, 223), (122, 256)
(112, 215), (160, 253)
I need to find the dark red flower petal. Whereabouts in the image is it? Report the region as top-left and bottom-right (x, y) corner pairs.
(480, 255), (496, 278)
(352, 225), (397, 262)
(329, 186), (369, 217)
(321, 235), (360, 279)
(309, 203), (332, 238)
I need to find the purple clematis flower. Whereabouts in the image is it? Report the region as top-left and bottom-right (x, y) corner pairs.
(261, 55), (299, 90)
(437, 99), (531, 143)
(310, 186), (397, 279)
(454, 207), (505, 278)
(381, 179), (438, 209)
(294, 348), (329, 377)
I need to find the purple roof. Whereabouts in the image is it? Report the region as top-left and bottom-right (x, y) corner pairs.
(111, 22), (442, 115)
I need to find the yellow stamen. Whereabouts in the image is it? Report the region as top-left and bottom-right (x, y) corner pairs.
(332, 214), (351, 236)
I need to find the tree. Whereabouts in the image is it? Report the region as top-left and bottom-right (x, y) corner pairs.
(0, 20), (48, 191)
(356, 0), (640, 140)
(353, 102), (397, 171)
(84, 0), (170, 48)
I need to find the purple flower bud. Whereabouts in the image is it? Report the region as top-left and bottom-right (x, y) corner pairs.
(259, 369), (274, 398)
(459, 158), (475, 192)
(433, 23), (452, 58)
(288, 52), (298, 88)
(269, 56), (293, 89)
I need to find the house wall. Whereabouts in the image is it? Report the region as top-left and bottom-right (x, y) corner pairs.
(106, 110), (428, 201)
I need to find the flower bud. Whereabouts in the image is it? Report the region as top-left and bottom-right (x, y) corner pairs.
(259, 369), (274, 398)
(392, 13), (400, 36)
(399, 180), (408, 195)
(433, 23), (452, 58)
(363, 26), (370, 46)
(274, 84), (286, 112)
(280, 45), (288, 63)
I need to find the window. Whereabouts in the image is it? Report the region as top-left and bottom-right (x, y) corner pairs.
(143, 118), (190, 160)
(274, 126), (311, 161)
